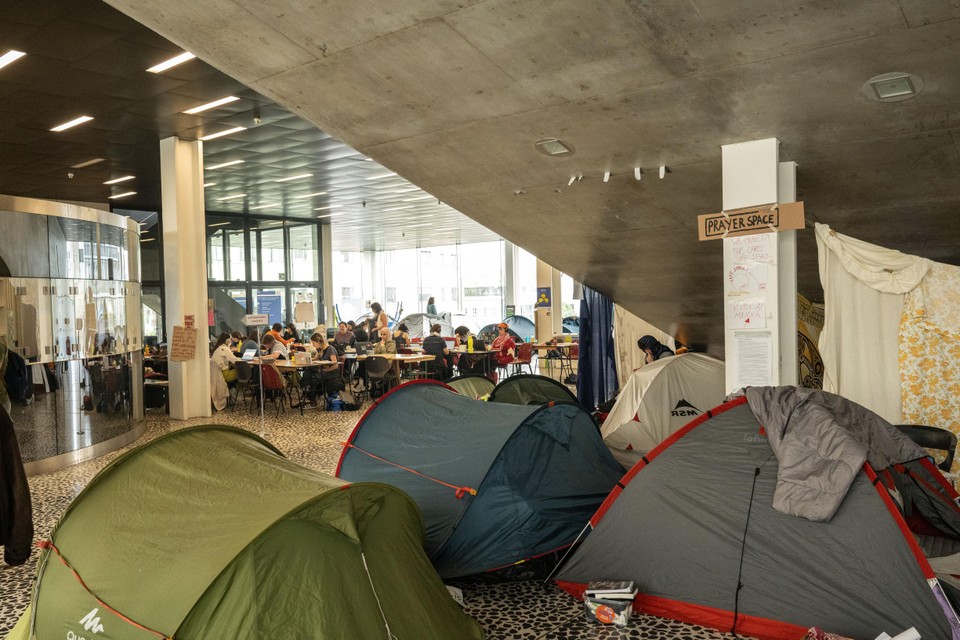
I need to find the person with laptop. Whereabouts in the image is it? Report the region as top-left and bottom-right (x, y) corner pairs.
(294, 333), (341, 408)
(260, 333), (288, 360)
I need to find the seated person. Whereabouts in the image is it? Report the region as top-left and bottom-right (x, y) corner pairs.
(491, 322), (516, 367)
(281, 322), (300, 344)
(295, 333), (341, 407)
(267, 323), (294, 347)
(422, 323), (452, 378)
(334, 322), (356, 348)
(212, 332), (239, 383)
(240, 331), (260, 357)
(638, 335), (674, 364)
(453, 325), (487, 375)
(393, 323), (411, 349)
(230, 330), (245, 355)
(260, 333), (288, 360)
(373, 327), (398, 355)
(349, 320), (368, 343)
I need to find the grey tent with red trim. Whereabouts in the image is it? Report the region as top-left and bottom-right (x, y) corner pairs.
(554, 390), (960, 640)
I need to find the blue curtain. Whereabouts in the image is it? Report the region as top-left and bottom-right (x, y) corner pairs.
(576, 286), (617, 411)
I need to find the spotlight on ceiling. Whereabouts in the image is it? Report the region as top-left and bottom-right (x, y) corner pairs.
(535, 138), (575, 157)
(634, 167), (643, 181)
(862, 72), (923, 102)
(659, 166), (670, 179)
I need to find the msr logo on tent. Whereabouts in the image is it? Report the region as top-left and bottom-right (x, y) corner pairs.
(671, 399), (700, 417)
(78, 608), (105, 634)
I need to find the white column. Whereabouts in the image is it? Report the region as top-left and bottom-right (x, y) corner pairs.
(721, 138), (798, 393)
(160, 136), (211, 420)
(320, 222), (334, 325)
(503, 240), (516, 313)
(534, 258), (562, 342)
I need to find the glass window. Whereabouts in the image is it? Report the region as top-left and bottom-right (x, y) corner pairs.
(460, 241), (504, 327)
(209, 286), (248, 338)
(48, 217), (96, 279)
(515, 246), (538, 321)
(207, 216), (247, 282)
(142, 286), (163, 346)
(253, 223), (285, 281)
(100, 224), (126, 281)
(288, 225), (318, 281)
(331, 250), (364, 322)
(290, 287), (321, 332)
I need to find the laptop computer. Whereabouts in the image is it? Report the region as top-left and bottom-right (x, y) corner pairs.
(354, 342), (369, 355)
(241, 348), (258, 361)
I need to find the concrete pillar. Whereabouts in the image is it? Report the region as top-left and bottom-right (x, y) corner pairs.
(721, 138), (798, 394)
(535, 258), (562, 342)
(320, 222), (334, 325)
(159, 136), (211, 419)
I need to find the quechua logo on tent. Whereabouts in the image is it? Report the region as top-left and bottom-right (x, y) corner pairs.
(78, 607), (105, 634)
(671, 399), (700, 418)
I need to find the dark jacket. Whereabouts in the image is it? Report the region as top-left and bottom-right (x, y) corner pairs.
(0, 405), (32, 565)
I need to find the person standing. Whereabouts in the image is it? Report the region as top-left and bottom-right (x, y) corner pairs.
(426, 296), (437, 315)
(370, 302), (389, 335)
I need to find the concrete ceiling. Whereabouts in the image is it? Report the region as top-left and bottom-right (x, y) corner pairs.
(104, 0), (960, 349)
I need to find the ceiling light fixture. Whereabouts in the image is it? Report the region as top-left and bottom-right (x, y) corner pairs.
(659, 166), (669, 179)
(203, 182), (215, 187)
(535, 137), (575, 157)
(294, 191), (328, 199)
(199, 126), (246, 141)
(207, 221), (232, 227)
(365, 172), (396, 181)
(274, 173), (313, 182)
(862, 72), (923, 102)
(634, 167), (643, 181)
(567, 176), (576, 186)
(183, 96), (239, 114)
(603, 171), (611, 183)
(147, 51), (196, 73)
(50, 115), (93, 132)
(249, 203), (277, 210)
(218, 193), (246, 201)
(108, 191), (137, 199)
(103, 175), (135, 185)
(71, 158), (105, 169)
(0, 50), (26, 71)
(140, 238), (156, 243)
(206, 160), (244, 170)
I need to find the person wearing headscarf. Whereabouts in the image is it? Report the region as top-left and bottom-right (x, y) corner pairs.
(638, 335), (674, 364)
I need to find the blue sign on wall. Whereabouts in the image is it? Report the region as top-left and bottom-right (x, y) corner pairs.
(535, 287), (551, 308)
(256, 291), (283, 326)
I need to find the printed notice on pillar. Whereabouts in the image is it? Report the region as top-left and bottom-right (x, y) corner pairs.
(728, 298), (766, 329)
(734, 331), (772, 389)
(170, 325), (198, 362)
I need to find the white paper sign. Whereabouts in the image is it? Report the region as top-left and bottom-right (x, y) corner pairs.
(727, 263), (769, 296)
(734, 331), (773, 388)
(729, 298), (766, 329)
(730, 234), (774, 264)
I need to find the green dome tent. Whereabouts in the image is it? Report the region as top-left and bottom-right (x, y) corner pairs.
(488, 374), (577, 406)
(444, 374), (495, 399)
(7, 425), (483, 640)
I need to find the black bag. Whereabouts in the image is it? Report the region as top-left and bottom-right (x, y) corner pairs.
(4, 351), (32, 405)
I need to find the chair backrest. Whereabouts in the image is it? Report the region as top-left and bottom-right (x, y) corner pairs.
(260, 364), (285, 391)
(516, 342), (533, 363)
(896, 424), (958, 472)
(365, 356), (392, 378)
(569, 344), (579, 359)
(234, 361), (253, 384)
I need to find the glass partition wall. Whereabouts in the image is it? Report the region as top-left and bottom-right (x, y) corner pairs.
(0, 196), (144, 470)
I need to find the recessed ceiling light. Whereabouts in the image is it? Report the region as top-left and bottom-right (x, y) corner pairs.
(0, 50), (26, 71)
(183, 96), (239, 114)
(71, 158), (105, 169)
(206, 160), (244, 170)
(294, 191), (328, 199)
(147, 51), (196, 73)
(200, 126), (246, 141)
(275, 173), (313, 183)
(50, 115), (93, 132)
(218, 193), (246, 201)
(103, 175), (135, 185)
(535, 137), (575, 157)
(108, 191), (137, 199)
(862, 72), (923, 102)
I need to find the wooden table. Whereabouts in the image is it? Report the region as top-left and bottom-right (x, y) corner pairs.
(344, 352), (436, 381)
(533, 343), (577, 380)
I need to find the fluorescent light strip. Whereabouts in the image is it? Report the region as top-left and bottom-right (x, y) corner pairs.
(199, 126), (246, 141)
(218, 193), (246, 201)
(103, 175), (135, 185)
(207, 221), (232, 227)
(71, 158), (105, 169)
(403, 195), (436, 202)
(147, 51), (196, 73)
(365, 172), (397, 181)
(108, 191), (137, 199)
(206, 160), (244, 170)
(0, 50), (26, 71)
(314, 206), (334, 211)
(203, 182), (216, 187)
(183, 96), (239, 114)
(50, 116), (93, 132)
(140, 238), (156, 243)
(274, 173), (313, 183)
(249, 203), (278, 210)
(293, 191), (328, 199)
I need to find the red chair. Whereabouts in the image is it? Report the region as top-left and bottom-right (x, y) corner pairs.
(512, 342), (534, 376)
(259, 363), (286, 417)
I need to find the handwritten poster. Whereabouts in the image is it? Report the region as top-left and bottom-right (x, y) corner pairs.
(730, 233), (773, 265)
(728, 298), (767, 329)
(170, 325), (198, 362)
(726, 263), (769, 295)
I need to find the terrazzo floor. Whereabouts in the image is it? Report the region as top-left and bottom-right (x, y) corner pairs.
(1, 398), (745, 640)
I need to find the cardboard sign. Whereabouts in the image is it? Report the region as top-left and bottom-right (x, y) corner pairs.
(170, 325), (198, 362)
(242, 314), (270, 326)
(698, 201), (805, 241)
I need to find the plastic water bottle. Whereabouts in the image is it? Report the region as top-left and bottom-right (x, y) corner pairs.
(467, 336), (474, 353)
